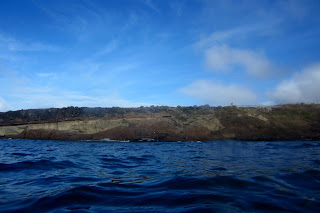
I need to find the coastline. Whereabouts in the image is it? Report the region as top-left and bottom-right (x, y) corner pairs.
(1, 104), (320, 142)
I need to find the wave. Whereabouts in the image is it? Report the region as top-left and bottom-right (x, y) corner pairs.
(1, 139), (320, 212)
(0, 159), (78, 172)
(4, 174), (320, 212)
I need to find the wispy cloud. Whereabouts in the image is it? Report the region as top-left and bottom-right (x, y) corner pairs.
(8, 41), (60, 52)
(32, 0), (100, 41)
(268, 63), (320, 104)
(142, 0), (160, 13)
(278, 0), (309, 20)
(0, 64), (30, 86)
(194, 13), (284, 50)
(170, 1), (183, 17)
(180, 80), (257, 106)
(15, 92), (151, 110)
(36, 72), (58, 78)
(62, 59), (139, 85)
(0, 33), (60, 52)
(195, 25), (262, 49)
(0, 59), (147, 112)
(0, 83), (151, 112)
(1, 0), (319, 110)
(92, 39), (118, 58)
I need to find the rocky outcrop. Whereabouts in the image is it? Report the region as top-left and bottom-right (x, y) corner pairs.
(1, 104), (320, 141)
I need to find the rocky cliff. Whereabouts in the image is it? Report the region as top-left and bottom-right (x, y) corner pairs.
(1, 104), (320, 141)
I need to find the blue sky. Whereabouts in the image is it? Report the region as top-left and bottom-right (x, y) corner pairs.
(1, 0), (320, 111)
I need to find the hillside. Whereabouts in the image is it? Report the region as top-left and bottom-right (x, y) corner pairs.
(1, 104), (320, 141)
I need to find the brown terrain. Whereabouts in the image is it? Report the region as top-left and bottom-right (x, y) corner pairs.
(0, 104), (320, 141)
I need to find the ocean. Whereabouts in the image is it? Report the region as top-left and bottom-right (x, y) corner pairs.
(0, 139), (319, 212)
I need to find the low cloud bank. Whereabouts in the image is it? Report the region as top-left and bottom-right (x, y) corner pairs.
(180, 80), (257, 106)
(268, 64), (320, 104)
(0, 97), (7, 112)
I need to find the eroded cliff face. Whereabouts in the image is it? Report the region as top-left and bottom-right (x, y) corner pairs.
(0, 113), (223, 141)
(1, 104), (320, 141)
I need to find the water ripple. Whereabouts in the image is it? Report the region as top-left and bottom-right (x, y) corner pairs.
(0, 139), (320, 212)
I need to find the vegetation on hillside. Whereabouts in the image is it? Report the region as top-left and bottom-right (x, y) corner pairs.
(1, 104), (320, 141)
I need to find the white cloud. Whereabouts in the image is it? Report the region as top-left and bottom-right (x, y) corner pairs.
(0, 97), (7, 112)
(180, 80), (257, 106)
(268, 63), (320, 104)
(205, 45), (274, 78)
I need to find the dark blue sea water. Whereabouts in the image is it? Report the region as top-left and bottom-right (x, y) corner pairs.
(0, 139), (320, 212)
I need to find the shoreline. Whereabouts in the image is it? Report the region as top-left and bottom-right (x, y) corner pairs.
(1, 137), (320, 142)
